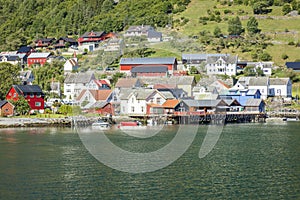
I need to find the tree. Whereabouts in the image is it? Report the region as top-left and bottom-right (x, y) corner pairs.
(0, 63), (20, 99)
(213, 26), (222, 38)
(253, 1), (271, 14)
(228, 16), (244, 36)
(11, 96), (31, 115)
(247, 17), (261, 35)
(282, 3), (292, 15)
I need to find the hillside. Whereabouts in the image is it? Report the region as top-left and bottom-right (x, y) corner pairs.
(0, 0), (299, 67)
(166, 0), (300, 66)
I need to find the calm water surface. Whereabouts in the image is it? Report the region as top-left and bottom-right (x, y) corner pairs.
(0, 122), (299, 199)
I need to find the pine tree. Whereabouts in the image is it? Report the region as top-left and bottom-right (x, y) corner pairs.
(228, 16), (244, 36)
(247, 16), (261, 35)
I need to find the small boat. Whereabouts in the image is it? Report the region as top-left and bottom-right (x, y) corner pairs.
(118, 121), (146, 130)
(282, 117), (299, 122)
(91, 119), (111, 129)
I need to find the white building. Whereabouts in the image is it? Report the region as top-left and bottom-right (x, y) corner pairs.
(124, 25), (155, 37)
(269, 78), (292, 98)
(206, 55), (238, 76)
(64, 72), (95, 101)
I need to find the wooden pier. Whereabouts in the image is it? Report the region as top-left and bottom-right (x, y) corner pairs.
(128, 112), (267, 125)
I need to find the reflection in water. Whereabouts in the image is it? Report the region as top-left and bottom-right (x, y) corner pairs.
(0, 124), (299, 199)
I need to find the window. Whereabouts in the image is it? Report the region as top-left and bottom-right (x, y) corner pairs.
(13, 93), (17, 98)
(30, 93), (34, 98)
(131, 106), (135, 112)
(35, 102), (41, 107)
(36, 94), (41, 98)
(141, 106), (144, 112)
(156, 97), (161, 104)
(277, 89), (281, 95)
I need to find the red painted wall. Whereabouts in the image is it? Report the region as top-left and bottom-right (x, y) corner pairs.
(6, 87), (45, 110)
(27, 58), (47, 66)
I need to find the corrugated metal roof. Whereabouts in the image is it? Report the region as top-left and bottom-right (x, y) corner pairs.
(245, 99), (263, 106)
(28, 52), (51, 58)
(120, 57), (176, 65)
(206, 55), (238, 64)
(64, 72), (95, 84)
(182, 53), (227, 60)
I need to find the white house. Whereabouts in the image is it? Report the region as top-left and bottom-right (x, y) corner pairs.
(64, 53), (79, 73)
(124, 25), (155, 37)
(269, 78), (292, 98)
(64, 72), (95, 101)
(246, 61), (273, 76)
(147, 30), (162, 43)
(86, 79), (111, 90)
(76, 89), (112, 109)
(247, 77), (270, 100)
(119, 88), (170, 115)
(206, 55), (238, 76)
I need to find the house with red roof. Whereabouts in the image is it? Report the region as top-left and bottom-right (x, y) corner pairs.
(87, 79), (111, 90)
(78, 31), (115, 46)
(6, 85), (45, 111)
(76, 89), (113, 109)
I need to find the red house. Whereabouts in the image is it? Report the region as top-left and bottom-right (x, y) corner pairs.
(78, 31), (113, 46)
(119, 57), (178, 76)
(0, 100), (14, 117)
(27, 52), (51, 66)
(6, 85), (45, 111)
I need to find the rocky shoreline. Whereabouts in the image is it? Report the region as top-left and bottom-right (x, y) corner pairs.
(0, 117), (75, 128)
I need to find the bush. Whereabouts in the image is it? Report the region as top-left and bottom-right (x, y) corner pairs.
(281, 54), (289, 60)
(288, 41), (295, 45)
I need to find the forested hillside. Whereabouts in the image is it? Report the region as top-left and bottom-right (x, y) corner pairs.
(0, 0), (190, 50)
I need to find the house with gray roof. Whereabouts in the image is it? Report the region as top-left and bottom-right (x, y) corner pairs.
(269, 78), (292, 98)
(247, 77), (270, 99)
(206, 54), (238, 76)
(182, 53), (227, 65)
(147, 30), (162, 43)
(124, 25), (155, 37)
(244, 99), (265, 113)
(64, 72), (95, 101)
(142, 76), (195, 96)
(19, 70), (34, 85)
(120, 57), (177, 75)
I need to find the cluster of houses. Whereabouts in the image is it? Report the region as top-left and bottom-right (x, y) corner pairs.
(0, 25), (298, 118)
(0, 25), (163, 68)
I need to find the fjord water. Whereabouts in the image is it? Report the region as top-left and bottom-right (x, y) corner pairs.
(0, 123), (299, 199)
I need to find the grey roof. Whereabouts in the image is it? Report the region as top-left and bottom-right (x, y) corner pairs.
(2, 55), (19, 61)
(90, 101), (109, 108)
(245, 99), (264, 107)
(13, 85), (44, 95)
(142, 76), (195, 86)
(120, 57), (176, 65)
(64, 72), (95, 84)
(147, 30), (162, 38)
(236, 76), (252, 87)
(35, 38), (55, 43)
(56, 37), (77, 43)
(0, 100), (9, 108)
(183, 99), (225, 107)
(224, 99), (241, 106)
(159, 91), (175, 99)
(28, 52), (51, 58)
(269, 78), (290, 85)
(248, 77), (269, 86)
(126, 25), (153, 33)
(135, 88), (155, 100)
(157, 88), (187, 99)
(131, 66), (168, 73)
(206, 55), (238, 64)
(115, 78), (143, 88)
(81, 31), (105, 38)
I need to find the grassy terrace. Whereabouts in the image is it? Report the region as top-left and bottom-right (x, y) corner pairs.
(154, 0), (300, 66)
